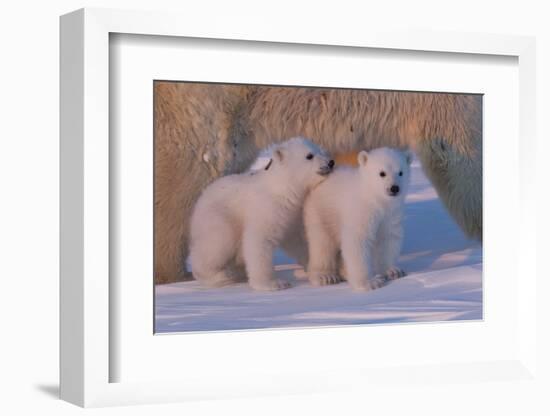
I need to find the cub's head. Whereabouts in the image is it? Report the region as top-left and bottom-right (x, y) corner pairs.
(250, 137), (335, 189)
(357, 147), (412, 200)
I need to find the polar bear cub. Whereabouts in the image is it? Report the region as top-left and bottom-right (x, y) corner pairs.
(304, 147), (412, 291)
(190, 137), (334, 291)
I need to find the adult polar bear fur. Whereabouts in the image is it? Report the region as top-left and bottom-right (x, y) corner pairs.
(304, 148), (412, 291)
(189, 137), (334, 291)
(155, 82), (481, 284)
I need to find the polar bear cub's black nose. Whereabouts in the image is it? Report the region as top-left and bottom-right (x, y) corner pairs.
(390, 185), (400, 194)
(328, 160), (335, 168)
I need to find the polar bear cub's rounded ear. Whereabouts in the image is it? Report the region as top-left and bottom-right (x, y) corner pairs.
(248, 156), (272, 171)
(357, 150), (369, 166)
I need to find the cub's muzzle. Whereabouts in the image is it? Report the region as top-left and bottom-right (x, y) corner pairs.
(387, 184), (400, 196)
(318, 159), (335, 176)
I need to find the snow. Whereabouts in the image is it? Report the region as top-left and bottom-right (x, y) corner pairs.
(155, 159), (482, 333)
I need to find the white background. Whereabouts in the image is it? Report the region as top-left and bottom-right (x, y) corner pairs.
(1, 1), (548, 415)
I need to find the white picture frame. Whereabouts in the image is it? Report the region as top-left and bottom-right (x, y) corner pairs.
(60, 8), (538, 408)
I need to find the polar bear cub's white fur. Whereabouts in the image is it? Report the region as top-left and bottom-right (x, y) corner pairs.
(304, 147), (412, 291)
(190, 137), (334, 291)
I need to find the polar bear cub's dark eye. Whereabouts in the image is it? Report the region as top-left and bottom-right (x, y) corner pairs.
(379, 171), (386, 177)
(399, 171), (403, 176)
(306, 153), (314, 160)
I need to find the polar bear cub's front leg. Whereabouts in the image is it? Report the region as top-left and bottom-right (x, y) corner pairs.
(340, 227), (386, 291)
(375, 216), (406, 280)
(242, 226), (291, 291)
(306, 230), (342, 286)
(304, 205), (342, 286)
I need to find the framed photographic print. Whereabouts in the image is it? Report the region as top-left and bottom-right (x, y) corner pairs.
(60, 8), (538, 408)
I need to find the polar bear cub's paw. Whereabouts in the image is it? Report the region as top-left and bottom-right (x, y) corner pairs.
(309, 272), (343, 286)
(385, 267), (406, 280)
(250, 278), (292, 291)
(353, 274), (388, 292)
